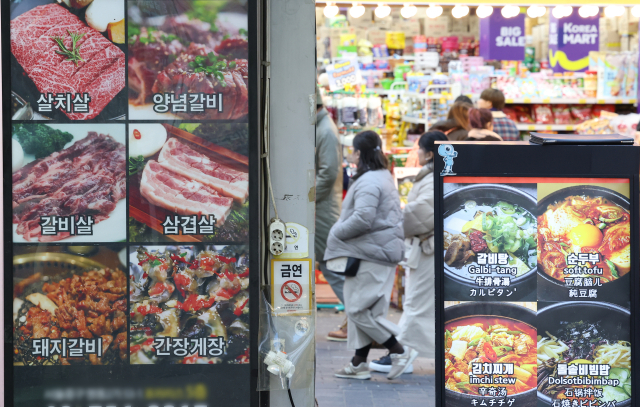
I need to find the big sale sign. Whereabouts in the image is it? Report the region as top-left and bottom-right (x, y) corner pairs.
(479, 12), (525, 61)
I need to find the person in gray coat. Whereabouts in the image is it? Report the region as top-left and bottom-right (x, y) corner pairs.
(325, 131), (418, 381)
(315, 94), (347, 341)
(370, 131), (447, 374)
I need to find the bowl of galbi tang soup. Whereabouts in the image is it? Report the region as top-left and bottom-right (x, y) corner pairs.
(537, 185), (630, 287)
(443, 184), (537, 287)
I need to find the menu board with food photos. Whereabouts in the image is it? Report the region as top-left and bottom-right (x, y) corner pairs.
(433, 142), (639, 407)
(4, 1), (257, 406)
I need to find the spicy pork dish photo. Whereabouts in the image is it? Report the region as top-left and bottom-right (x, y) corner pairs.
(129, 245), (249, 365)
(128, 0), (248, 120)
(10, 0), (126, 120)
(537, 185), (630, 287)
(13, 246), (128, 366)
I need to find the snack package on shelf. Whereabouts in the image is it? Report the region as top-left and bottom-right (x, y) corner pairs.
(561, 80), (586, 99)
(495, 75), (521, 99)
(570, 105), (593, 122)
(575, 111), (617, 134)
(592, 104), (616, 117)
(503, 107), (518, 122)
(493, 72), (587, 100)
(514, 105), (535, 123)
(450, 73), (471, 96)
(468, 66), (493, 94)
(385, 100), (401, 131)
(358, 97), (368, 126)
(609, 113), (640, 138)
(533, 104), (554, 124)
(518, 77), (538, 99)
(367, 96), (383, 128)
(623, 52), (638, 98)
(602, 53), (627, 97)
(551, 105), (573, 124)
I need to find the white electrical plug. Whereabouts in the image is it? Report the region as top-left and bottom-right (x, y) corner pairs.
(264, 350), (295, 379)
(269, 218), (286, 256)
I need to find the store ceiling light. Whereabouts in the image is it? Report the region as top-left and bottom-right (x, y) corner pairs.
(375, 3), (391, 19)
(527, 5), (546, 19)
(323, 2), (339, 18)
(426, 4), (443, 19)
(501, 5), (520, 18)
(349, 3), (365, 19)
(632, 5), (640, 18)
(452, 5), (469, 19)
(401, 4), (417, 19)
(552, 5), (572, 19)
(476, 5), (493, 19)
(578, 5), (599, 18)
(604, 5), (625, 18)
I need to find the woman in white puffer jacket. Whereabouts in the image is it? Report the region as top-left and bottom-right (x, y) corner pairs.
(325, 130), (415, 381)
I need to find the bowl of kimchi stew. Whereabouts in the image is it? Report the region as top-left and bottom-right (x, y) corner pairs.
(444, 302), (537, 406)
(443, 184), (538, 289)
(13, 252), (127, 366)
(537, 185), (630, 288)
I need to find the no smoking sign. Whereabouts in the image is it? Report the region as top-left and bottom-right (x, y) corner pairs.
(271, 259), (312, 315)
(281, 280), (303, 302)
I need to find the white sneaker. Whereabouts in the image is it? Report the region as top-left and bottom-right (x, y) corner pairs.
(369, 353), (414, 374)
(334, 362), (371, 380)
(387, 346), (419, 380)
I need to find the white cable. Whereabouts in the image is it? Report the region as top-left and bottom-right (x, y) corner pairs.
(263, 77), (280, 220)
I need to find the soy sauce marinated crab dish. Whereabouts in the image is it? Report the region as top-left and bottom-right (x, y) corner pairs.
(444, 198), (537, 280)
(13, 262), (127, 366)
(129, 245), (249, 364)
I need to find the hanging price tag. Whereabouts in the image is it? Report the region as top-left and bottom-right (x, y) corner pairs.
(325, 58), (362, 92)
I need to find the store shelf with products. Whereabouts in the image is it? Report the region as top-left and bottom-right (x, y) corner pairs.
(370, 87), (406, 96)
(506, 98), (637, 105)
(317, 3), (640, 154)
(330, 55), (415, 63)
(515, 123), (577, 131)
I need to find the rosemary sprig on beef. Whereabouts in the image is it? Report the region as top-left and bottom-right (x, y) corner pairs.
(51, 30), (85, 66)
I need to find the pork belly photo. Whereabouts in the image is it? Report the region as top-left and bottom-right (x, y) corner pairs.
(128, 123), (249, 243)
(157, 138), (248, 203)
(140, 160), (234, 223)
(10, 4), (125, 120)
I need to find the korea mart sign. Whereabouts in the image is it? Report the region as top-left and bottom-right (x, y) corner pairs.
(549, 14), (599, 72)
(479, 12), (525, 61)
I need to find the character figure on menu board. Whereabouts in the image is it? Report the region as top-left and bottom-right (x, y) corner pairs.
(438, 144), (458, 176)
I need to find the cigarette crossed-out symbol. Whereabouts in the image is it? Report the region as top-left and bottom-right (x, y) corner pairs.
(281, 280), (303, 302)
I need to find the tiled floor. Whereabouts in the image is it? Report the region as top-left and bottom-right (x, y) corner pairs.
(315, 308), (436, 407)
